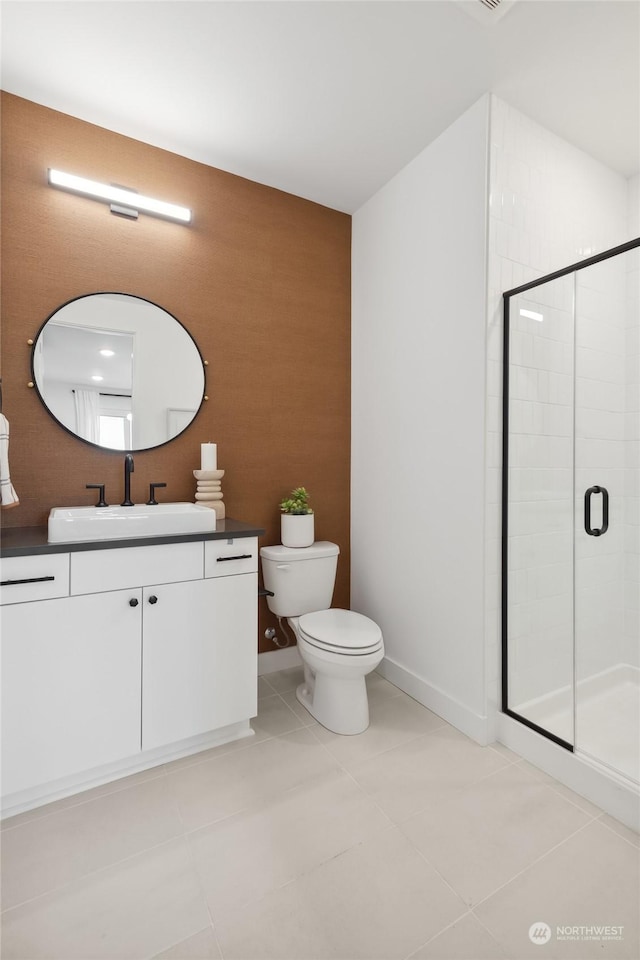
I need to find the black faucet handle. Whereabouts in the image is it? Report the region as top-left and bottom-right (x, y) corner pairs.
(86, 484), (108, 508)
(147, 482), (167, 506)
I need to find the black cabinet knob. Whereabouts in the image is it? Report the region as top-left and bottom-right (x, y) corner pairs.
(129, 598), (139, 607)
(148, 595), (158, 605)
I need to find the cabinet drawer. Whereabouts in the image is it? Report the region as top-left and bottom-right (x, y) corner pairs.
(205, 538), (258, 578)
(71, 542), (203, 595)
(0, 554), (70, 605)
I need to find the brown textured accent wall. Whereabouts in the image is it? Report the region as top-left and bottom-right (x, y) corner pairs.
(0, 93), (351, 653)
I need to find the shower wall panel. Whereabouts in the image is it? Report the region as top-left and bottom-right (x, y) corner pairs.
(624, 250), (640, 666)
(575, 256), (628, 682)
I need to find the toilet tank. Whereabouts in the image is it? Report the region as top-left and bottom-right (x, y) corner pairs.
(260, 541), (339, 617)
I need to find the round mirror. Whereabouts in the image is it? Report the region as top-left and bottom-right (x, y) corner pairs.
(31, 293), (206, 452)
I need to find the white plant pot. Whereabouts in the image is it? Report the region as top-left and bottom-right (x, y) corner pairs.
(281, 513), (314, 548)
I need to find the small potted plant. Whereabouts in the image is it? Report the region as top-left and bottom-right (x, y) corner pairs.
(279, 486), (314, 548)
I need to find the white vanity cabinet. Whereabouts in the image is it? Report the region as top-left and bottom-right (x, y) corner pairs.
(1, 587), (142, 797)
(142, 571), (257, 750)
(0, 535), (259, 815)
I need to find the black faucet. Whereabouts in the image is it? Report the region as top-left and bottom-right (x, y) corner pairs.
(121, 454), (134, 506)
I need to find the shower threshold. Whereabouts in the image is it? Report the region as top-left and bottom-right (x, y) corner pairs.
(513, 663), (639, 785)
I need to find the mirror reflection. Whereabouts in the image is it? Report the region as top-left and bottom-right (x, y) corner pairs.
(32, 293), (205, 451)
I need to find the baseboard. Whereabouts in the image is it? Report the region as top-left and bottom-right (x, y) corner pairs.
(2, 720), (253, 820)
(377, 655), (491, 745)
(258, 646), (302, 675)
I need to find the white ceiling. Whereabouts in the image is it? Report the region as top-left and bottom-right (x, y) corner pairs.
(1, 0), (638, 213)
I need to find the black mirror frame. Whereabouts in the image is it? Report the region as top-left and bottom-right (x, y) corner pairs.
(30, 291), (207, 454)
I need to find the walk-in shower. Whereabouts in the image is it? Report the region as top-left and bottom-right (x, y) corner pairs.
(502, 238), (639, 790)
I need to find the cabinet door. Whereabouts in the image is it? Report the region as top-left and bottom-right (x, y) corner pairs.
(142, 574), (257, 751)
(1, 591), (142, 797)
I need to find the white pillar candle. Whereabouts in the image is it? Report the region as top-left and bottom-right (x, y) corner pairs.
(201, 442), (217, 471)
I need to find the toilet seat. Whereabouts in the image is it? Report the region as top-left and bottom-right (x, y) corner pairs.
(298, 609), (382, 655)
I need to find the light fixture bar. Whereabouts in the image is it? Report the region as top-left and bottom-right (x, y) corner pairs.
(48, 169), (191, 223)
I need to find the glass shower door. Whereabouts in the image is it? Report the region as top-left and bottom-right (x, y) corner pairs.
(574, 248), (639, 782)
(505, 239), (640, 780)
(505, 273), (576, 746)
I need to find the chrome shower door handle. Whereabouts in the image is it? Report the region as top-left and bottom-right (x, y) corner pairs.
(584, 485), (609, 537)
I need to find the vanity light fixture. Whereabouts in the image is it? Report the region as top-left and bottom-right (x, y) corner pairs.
(99, 349), (115, 357)
(47, 169), (192, 224)
(91, 375), (104, 382)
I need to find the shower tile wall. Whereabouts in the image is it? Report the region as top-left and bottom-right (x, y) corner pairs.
(485, 96), (632, 725)
(624, 249), (640, 666)
(575, 256), (628, 682)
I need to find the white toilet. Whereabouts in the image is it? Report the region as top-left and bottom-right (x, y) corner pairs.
(260, 541), (384, 735)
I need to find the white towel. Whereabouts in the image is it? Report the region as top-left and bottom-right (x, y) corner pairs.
(0, 413), (19, 508)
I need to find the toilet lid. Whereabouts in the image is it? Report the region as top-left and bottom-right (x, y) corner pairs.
(299, 609), (382, 651)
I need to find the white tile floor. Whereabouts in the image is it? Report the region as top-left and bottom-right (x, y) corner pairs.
(1, 668), (638, 960)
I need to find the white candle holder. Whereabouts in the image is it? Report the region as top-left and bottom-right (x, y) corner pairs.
(193, 469), (225, 519)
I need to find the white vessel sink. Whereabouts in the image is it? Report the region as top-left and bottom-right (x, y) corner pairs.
(48, 502), (216, 543)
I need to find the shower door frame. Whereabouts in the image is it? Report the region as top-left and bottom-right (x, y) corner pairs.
(501, 236), (640, 751)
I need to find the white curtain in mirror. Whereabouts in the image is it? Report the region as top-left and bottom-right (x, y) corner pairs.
(74, 389), (99, 443)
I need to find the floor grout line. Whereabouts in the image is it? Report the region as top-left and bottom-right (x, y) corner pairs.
(391, 772), (607, 921)
(403, 834), (473, 914)
(336, 743), (527, 832)
(199, 821), (423, 940)
(510, 758), (606, 819)
(305, 716), (453, 776)
(1, 766), (169, 834)
(201, 886), (225, 960)
(469, 907), (513, 957)
(146, 924), (217, 960)
(1, 833), (185, 916)
(401, 909), (476, 960)
(595, 812), (640, 849)
(161, 728), (277, 775)
(470, 815), (600, 912)
(337, 763), (397, 828)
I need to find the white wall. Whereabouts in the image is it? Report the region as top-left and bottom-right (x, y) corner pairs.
(351, 96), (490, 739)
(629, 175), (639, 237)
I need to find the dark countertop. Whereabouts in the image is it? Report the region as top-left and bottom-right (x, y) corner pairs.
(0, 517), (265, 558)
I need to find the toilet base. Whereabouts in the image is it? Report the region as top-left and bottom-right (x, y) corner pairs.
(289, 617), (384, 736)
(296, 675), (370, 736)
